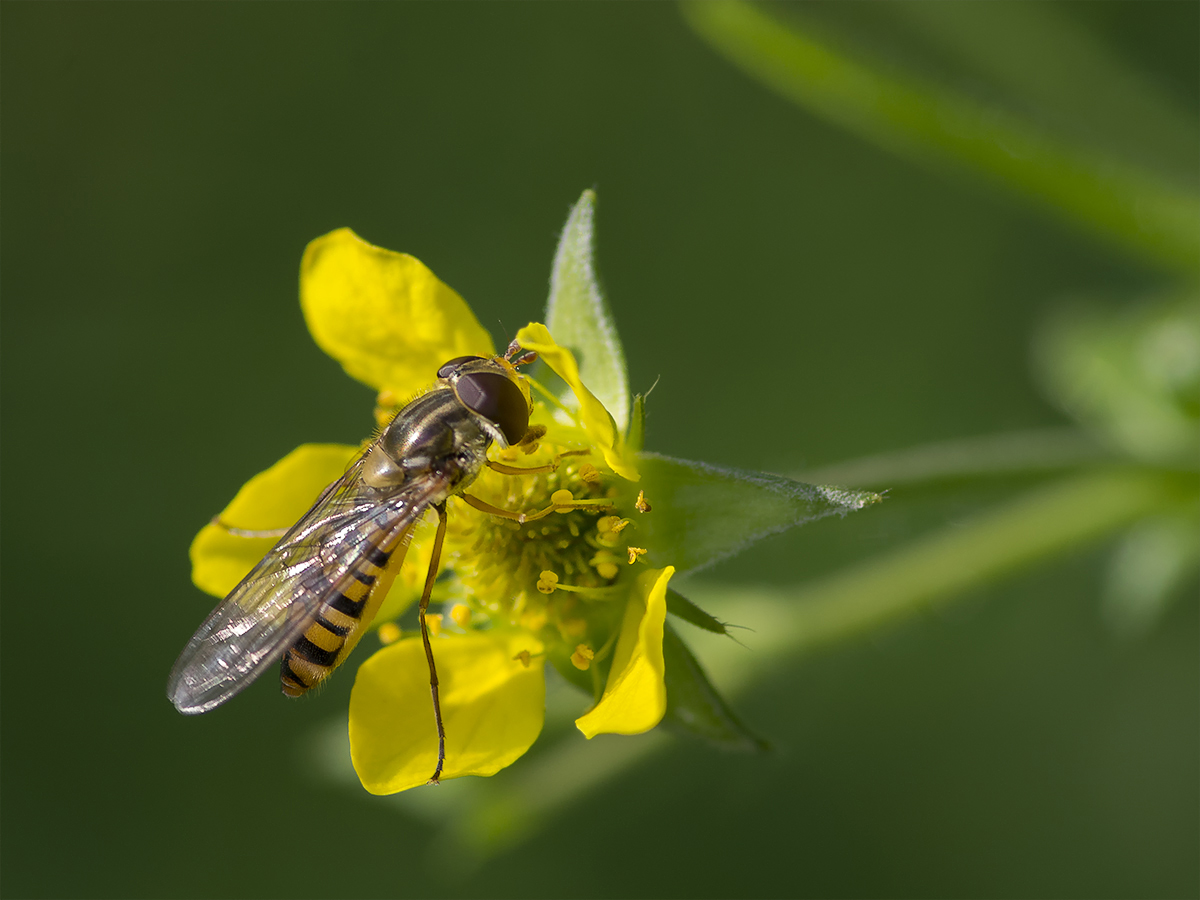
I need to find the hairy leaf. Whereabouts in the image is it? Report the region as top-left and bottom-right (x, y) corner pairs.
(636, 452), (882, 574)
(543, 189), (630, 431)
(662, 623), (767, 751)
(667, 587), (730, 636)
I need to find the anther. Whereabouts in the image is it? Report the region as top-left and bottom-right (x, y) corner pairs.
(590, 550), (621, 581)
(627, 546), (648, 564)
(570, 644), (595, 671)
(578, 463), (601, 484)
(378, 622), (402, 645)
(450, 604), (472, 628)
(635, 490), (652, 513)
(598, 515), (630, 535)
(537, 570), (559, 594)
(513, 649), (532, 668)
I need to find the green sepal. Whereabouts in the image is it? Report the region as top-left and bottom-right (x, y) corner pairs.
(666, 587), (730, 636)
(627, 393), (646, 454)
(543, 189), (631, 432)
(636, 452), (883, 574)
(662, 622), (768, 752)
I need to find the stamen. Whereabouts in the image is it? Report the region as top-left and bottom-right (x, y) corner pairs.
(570, 644), (595, 671)
(537, 570), (559, 594)
(578, 463), (601, 484)
(378, 622), (402, 645)
(627, 546), (648, 564)
(513, 649), (532, 668)
(635, 490), (652, 513)
(598, 515), (630, 536)
(450, 604), (472, 628)
(589, 550), (621, 581)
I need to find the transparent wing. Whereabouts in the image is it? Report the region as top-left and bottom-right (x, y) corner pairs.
(167, 455), (448, 714)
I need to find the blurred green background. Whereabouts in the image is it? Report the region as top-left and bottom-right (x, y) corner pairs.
(2, 2), (1196, 897)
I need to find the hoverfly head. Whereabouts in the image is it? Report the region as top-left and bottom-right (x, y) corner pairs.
(438, 355), (532, 448)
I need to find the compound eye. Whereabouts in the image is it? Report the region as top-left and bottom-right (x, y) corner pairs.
(437, 356), (485, 379)
(456, 371), (529, 445)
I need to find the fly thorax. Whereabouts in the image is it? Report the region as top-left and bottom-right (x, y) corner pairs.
(363, 389), (492, 491)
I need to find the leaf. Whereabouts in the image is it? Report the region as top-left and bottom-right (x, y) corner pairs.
(666, 587), (730, 636)
(681, 0), (1200, 274)
(543, 189), (630, 431)
(661, 622), (767, 751)
(635, 452), (882, 574)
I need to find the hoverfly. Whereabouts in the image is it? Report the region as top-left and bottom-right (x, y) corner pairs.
(167, 345), (548, 783)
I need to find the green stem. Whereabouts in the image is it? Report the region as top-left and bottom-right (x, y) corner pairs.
(795, 426), (1111, 489)
(696, 468), (1183, 672)
(681, 0), (1200, 275)
(442, 467), (1183, 857)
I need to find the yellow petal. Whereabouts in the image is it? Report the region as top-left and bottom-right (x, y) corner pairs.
(515, 322), (639, 481)
(349, 632), (545, 794)
(575, 566), (674, 738)
(190, 443), (359, 597)
(301, 228), (495, 396)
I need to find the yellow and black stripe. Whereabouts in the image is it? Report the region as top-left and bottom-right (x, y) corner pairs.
(280, 541), (409, 697)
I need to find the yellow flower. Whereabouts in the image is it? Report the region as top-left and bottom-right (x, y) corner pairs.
(189, 192), (881, 794)
(192, 227), (674, 794)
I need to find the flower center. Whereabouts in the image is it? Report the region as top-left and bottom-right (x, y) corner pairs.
(444, 431), (638, 647)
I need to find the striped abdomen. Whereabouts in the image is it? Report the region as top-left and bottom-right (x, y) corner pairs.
(280, 535), (411, 698)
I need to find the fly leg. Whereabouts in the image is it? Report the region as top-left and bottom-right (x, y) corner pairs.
(460, 490), (613, 524)
(419, 502), (450, 785)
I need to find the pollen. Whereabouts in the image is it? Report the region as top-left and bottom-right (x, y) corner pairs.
(627, 546), (648, 564)
(537, 570), (560, 594)
(450, 604), (472, 628)
(635, 490), (652, 513)
(570, 644), (595, 670)
(378, 622), (402, 645)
